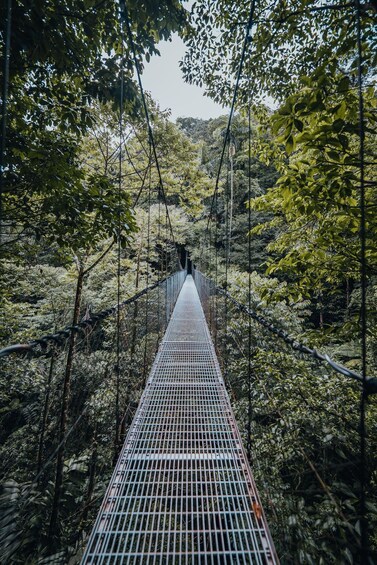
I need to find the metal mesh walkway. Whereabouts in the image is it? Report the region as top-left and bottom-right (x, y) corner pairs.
(81, 275), (278, 564)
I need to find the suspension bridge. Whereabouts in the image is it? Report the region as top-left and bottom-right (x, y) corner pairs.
(80, 274), (277, 564)
(0, 0), (374, 563)
(0, 263), (374, 563)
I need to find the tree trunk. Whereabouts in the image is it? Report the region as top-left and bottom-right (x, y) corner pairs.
(48, 264), (84, 545)
(346, 278), (350, 318)
(79, 428), (97, 529)
(130, 239), (142, 367)
(37, 354), (55, 475)
(319, 309), (324, 329)
(318, 293), (324, 329)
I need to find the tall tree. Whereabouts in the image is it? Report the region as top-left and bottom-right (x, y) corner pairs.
(0, 0), (188, 256)
(181, 0), (376, 104)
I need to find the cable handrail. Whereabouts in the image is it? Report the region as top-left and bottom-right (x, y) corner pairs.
(193, 270), (377, 394)
(0, 271), (184, 358)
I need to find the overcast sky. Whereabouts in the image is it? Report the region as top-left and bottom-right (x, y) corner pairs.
(142, 33), (225, 122)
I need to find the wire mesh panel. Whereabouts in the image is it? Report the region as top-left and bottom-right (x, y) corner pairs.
(81, 275), (278, 564)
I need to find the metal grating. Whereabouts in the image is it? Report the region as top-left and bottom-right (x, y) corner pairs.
(81, 275), (278, 564)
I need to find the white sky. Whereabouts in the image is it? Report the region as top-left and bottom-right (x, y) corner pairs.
(142, 33), (224, 122)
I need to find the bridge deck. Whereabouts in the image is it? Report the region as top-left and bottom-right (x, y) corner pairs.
(82, 275), (278, 564)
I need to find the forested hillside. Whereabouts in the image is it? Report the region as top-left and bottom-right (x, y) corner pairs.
(1, 0), (376, 563)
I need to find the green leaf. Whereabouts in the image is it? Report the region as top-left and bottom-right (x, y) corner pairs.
(337, 76), (350, 93)
(344, 548), (353, 564)
(294, 119), (304, 132)
(328, 150), (340, 161)
(285, 135), (295, 155)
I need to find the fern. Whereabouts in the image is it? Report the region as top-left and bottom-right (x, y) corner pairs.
(0, 480), (51, 563)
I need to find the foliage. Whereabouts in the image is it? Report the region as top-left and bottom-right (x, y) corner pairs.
(1, 0), (377, 562)
(0, 91), (200, 563)
(0, 246), (184, 562)
(181, 0), (376, 104)
(179, 114), (279, 271)
(0, 0), (188, 257)
(0, 2), (196, 560)
(250, 68), (377, 301)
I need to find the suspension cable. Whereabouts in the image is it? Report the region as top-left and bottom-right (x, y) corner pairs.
(196, 272), (377, 394)
(207, 0), (257, 229)
(355, 0), (368, 559)
(229, 136), (235, 252)
(0, 274), (177, 359)
(132, 151), (153, 207)
(142, 148), (152, 386)
(0, 0), (12, 245)
(208, 205), (212, 326)
(214, 185), (219, 347)
(157, 184), (162, 340)
(119, 0), (182, 270)
(247, 83), (253, 460)
(224, 148), (230, 383)
(114, 15), (125, 457)
(165, 205), (169, 323)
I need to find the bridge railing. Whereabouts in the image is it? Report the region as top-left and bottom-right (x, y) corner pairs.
(0, 269), (186, 563)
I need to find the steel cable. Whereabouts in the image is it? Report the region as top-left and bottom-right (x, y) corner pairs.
(206, 0), (257, 229)
(119, 0), (182, 271)
(355, 0), (369, 559)
(0, 274), (179, 358)
(247, 88), (253, 460)
(194, 271), (377, 394)
(0, 0), (12, 244)
(142, 149), (152, 386)
(114, 15), (125, 457)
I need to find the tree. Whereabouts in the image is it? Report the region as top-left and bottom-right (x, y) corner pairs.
(177, 114), (279, 272)
(251, 68), (377, 301)
(181, 0), (376, 104)
(181, 0), (377, 318)
(179, 3), (377, 561)
(0, 0), (188, 256)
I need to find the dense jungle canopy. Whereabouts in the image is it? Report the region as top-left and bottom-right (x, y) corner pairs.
(0, 0), (377, 563)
